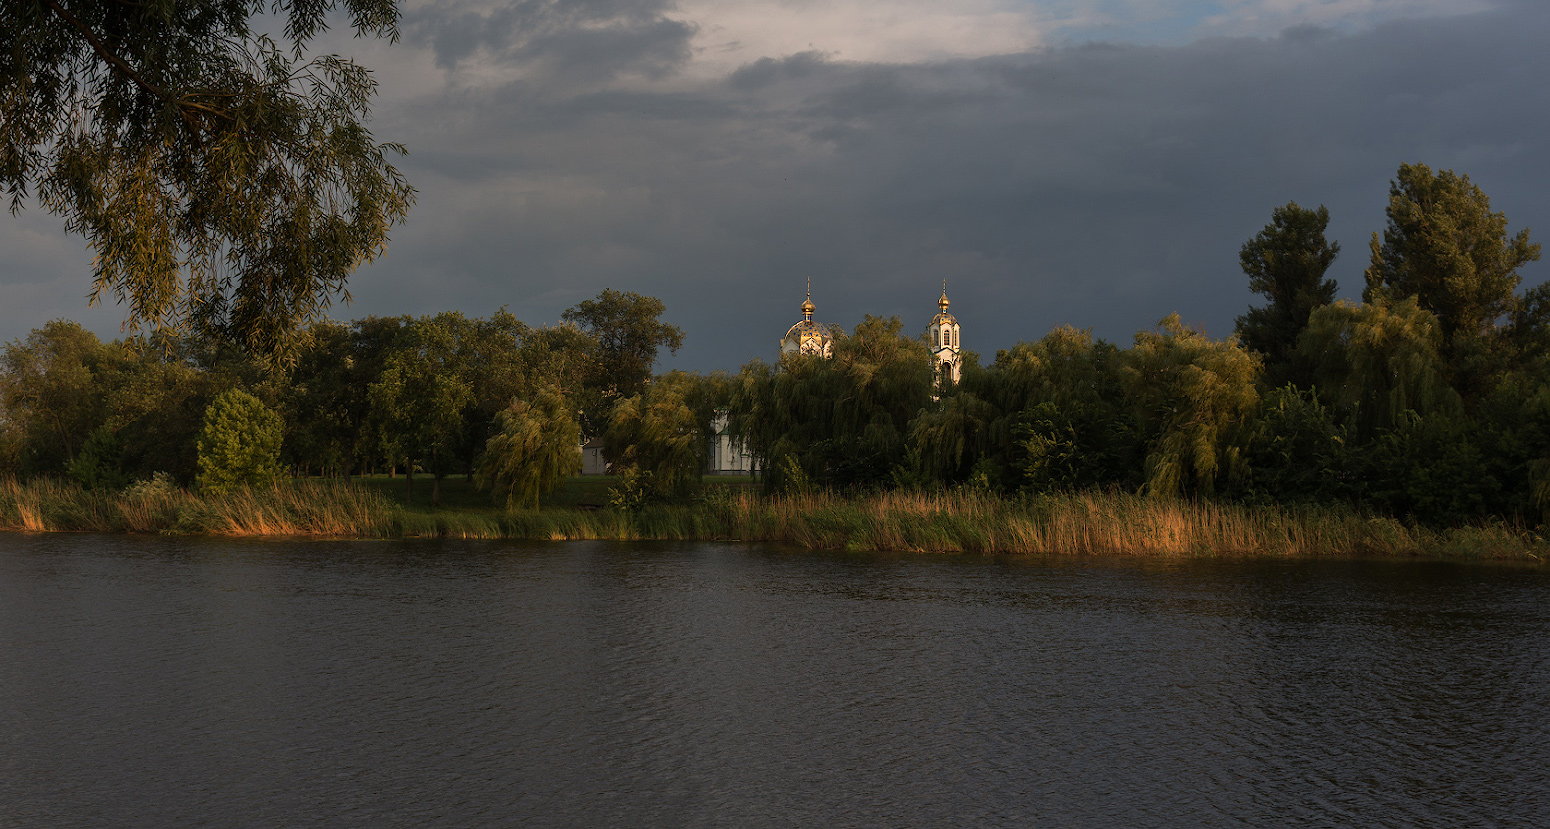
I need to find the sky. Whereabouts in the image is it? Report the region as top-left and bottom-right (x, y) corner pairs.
(3, 0), (1546, 371)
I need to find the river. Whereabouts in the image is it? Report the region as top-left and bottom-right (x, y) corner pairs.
(2, 534), (1547, 827)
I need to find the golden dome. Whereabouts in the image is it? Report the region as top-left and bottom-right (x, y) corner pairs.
(801, 296), (816, 315)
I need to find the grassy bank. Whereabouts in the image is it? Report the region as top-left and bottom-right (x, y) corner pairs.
(1, 476), (1543, 560)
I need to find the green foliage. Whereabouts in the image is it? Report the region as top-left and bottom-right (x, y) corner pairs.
(728, 315), (933, 492)
(562, 290), (685, 435)
(196, 388), (283, 493)
(1235, 202), (1339, 386)
(475, 387), (582, 510)
(973, 326), (1140, 492)
(1364, 163), (1541, 355)
(1123, 315), (1261, 498)
(1357, 411), (1502, 526)
(67, 426), (129, 491)
(1235, 386), (1350, 503)
(0, 320), (105, 474)
(909, 392), (997, 484)
(1300, 297), (1459, 438)
(366, 313), (477, 505)
(607, 467), (656, 512)
(2, 0), (414, 355)
(604, 372), (708, 498)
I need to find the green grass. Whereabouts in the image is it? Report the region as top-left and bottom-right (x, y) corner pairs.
(1, 475), (1544, 561)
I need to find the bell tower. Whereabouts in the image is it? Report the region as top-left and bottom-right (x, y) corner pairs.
(927, 279), (961, 387)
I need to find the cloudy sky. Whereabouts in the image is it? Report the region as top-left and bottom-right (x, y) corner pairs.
(4, 0), (1547, 370)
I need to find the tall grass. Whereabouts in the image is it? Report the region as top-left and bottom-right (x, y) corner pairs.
(1, 477), (1543, 560)
(0, 477), (398, 537)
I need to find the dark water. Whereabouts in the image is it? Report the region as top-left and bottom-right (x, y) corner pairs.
(1, 535), (1548, 827)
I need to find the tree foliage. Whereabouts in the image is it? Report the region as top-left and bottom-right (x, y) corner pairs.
(562, 289), (684, 434)
(365, 313), (476, 506)
(1, 0), (414, 354)
(604, 372), (707, 498)
(1123, 315), (1260, 498)
(1300, 297), (1459, 438)
(196, 387), (282, 492)
(728, 315), (932, 492)
(475, 386), (581, 510)
(1234, 202), (1339, 385)
(1364, 163), (1541, 352)
(973, 326), (1139, 492)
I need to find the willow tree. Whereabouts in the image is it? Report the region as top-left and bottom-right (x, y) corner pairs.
(1299, 297), (1460, 439)
(973, 326), (1138, 492)
(727, 316), (933, 492)
(604, 372), (707, 498)
(1, 0), (414, 354)
(1123, 315), (1261, 498)
(476, 387), (581, 511)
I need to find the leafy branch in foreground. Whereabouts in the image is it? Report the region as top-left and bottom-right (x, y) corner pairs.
(1, 0), (414, 355)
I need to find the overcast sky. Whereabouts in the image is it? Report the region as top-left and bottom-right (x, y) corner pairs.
(4, 0), (1546, 371)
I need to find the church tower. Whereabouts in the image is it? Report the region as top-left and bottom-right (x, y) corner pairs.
(927, 280), (961, 387)
(779, 278), (834, 359)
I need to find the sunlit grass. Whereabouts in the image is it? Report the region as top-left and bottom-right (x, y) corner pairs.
(1, 476), (1543, 560)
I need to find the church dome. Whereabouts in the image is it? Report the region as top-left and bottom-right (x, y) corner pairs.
(781, 282), (833, 358)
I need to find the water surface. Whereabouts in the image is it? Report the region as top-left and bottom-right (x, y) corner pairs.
(2, 534), (1547, 827)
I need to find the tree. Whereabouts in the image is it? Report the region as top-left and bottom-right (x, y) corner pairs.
(603, 372), (708, 498)
(1364, 163), (1541, 354)
(476, 386), (581, 510)
(366, 313), (475, 506)
(562, 290), (684, 433)
(196, 388), (283, 492)
(1234, 385), (1350, 504)
(0, 320), (107, 474)
(974, 326), (1139, 492)
(1299, 297), (1459, 439)
(1123, 315), (1261, 498)
(727, 315), (932, 492)
(1234, 202), (1339, 385)
(1, 0), (414, 355)
(908, 391), (997, 485)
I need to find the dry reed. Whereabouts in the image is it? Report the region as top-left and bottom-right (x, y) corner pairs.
(1, 476), (1543, 560)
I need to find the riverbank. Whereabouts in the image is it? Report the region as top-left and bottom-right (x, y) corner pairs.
(1, 477), (1543, 560)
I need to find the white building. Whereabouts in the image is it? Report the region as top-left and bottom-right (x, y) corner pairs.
(927, 281), (962, 388)
(707, 409), (756, 474)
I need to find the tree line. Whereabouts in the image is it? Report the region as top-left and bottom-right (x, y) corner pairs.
(3, 162), (1548, 525)
(0, 290), (686, 507)
(724, 162), (1549, 525)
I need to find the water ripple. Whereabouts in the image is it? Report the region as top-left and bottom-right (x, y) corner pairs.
(1, 536), (1547, 827)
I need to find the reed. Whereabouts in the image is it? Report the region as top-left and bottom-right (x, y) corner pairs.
(0, 476), (1543, 560)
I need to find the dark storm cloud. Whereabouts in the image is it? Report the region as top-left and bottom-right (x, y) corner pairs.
(12, 3), (1536, 369)
(352, 2), (1548, 372)
(404, 0), (694, 80)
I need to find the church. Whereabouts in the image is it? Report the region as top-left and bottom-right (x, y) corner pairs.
(777, 279), (963, 384)
(598, 283), (967, 476)
(702, 281), (965, 474)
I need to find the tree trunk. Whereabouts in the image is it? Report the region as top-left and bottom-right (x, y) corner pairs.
(405, 464), (413, 506)
(431, 447), (442, 507)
